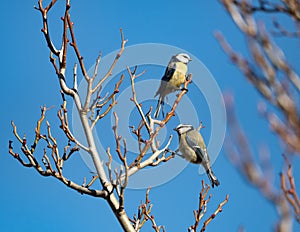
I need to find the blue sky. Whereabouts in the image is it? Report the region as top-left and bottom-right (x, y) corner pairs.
(1, 1), (299, 231)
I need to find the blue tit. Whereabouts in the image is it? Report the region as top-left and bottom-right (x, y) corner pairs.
(154, 53), (192, 118)
(174, 124), (220, 188)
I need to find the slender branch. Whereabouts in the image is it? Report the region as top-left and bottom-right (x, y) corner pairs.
(200, 195), (229, 232)
(60, 0), (70, 70)
(127, 66), (151, 134)
(35, 0), (59, 56)
(189, 180), (211, 232)
(112, 112), (129, 212)
(90, 74), (124, 129)
(281, 163), (300, 222)
(82, 31), (126, 112)
(272, 18), (300, 38)
(91, 52), (102, 80)
(9, 115), (107, 198)
(9, 141), (33, 168)
(84, 175), (99, 188)
(224, 94), (292, 232)
(189, 180), (229, 232)
(73, 63), (78, 91)
(92, 29), (128, 93)
(105, 147), (114, 185)
(67, 10), (88, 80)
(127, 135), (173, 178)
(228, 0), (300, 20)
(126, 71), (191, 175)
(58, 92), (89, 151)
(131, 188), (165, 232)
(216, 30), (300, 153)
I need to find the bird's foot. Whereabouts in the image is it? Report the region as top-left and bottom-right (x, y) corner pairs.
(181, 87), (188, 92)
(165, 148), (179, 157)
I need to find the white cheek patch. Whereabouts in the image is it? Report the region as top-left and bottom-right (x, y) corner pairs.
(175, 53), (191, 63)
(177, 56), (189, 63)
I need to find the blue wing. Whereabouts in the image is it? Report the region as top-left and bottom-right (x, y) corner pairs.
(185, 131), (219, 187)
(185, 131), (210, 164)
(161, 61), (176, 82)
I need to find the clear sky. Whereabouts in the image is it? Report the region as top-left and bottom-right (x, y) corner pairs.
(1, 1), (299, 231)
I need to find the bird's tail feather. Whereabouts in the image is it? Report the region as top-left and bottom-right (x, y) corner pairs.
(206, 169), (220, 188)
(154, 97), (164, 118)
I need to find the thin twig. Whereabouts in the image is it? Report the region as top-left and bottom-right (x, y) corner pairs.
(92, 29), (128, 93)
(200, 195), (229, 232)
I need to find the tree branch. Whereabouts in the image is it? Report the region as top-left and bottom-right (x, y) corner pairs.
(188, 180), (229, 232)
(9, 108), (107, 198)
(92, 29), (128, 93)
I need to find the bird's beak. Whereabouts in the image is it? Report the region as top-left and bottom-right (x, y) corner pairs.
(189, 58), (192, 62)
(173, 128), (177, 131)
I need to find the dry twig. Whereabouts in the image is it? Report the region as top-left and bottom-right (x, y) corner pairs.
(224, 95), (293, 232)
(281, 162), (300, 223)
(131, 188), (165, 232)
(188, 180), (229, 232)
(218, 1), (300, 230)
(9, 107), (106, 197)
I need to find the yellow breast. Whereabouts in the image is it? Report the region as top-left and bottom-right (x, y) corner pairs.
(169, 62), (187, 87)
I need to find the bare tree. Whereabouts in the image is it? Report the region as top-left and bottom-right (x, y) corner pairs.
(8, 1), (228, 231)
(216, 0), (300, 231)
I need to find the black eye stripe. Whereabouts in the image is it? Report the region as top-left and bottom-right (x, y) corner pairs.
(177, 125), (193, 130)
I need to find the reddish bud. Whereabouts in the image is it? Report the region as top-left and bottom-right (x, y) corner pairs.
(288, 189), (295, 194)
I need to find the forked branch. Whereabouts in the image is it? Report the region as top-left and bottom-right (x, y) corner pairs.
(188, 180), (229, 232)
(131, 188), (166, 232)
(9, 107), (107, 198)
(126, 67), (191, 172)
